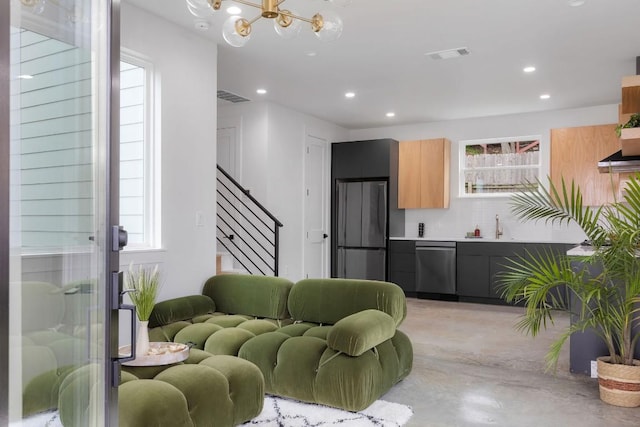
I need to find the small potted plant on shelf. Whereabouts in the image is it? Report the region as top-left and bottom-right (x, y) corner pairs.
(617, 113), (640, 156)
(616, 113), (640, 137)
(498, 175), (640, 407)
(125, 263), (161, 356)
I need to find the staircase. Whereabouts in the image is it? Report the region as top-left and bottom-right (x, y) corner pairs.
(216, 165), (283, 276)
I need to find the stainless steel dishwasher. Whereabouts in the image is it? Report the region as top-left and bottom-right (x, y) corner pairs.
(415, 241), (457, 294)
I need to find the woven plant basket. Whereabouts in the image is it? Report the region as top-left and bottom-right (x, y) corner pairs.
(597, 356), (640, 408)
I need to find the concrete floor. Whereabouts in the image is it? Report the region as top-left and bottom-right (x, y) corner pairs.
(382, 298), (640, 426)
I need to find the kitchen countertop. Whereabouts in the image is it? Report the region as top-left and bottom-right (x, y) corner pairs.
(389, 236), (581, 244)
(566, 245), (596, 256)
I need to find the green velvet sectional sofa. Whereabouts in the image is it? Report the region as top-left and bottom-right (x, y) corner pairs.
(23, 275), (413, 426)
(148, 274), (413, 412)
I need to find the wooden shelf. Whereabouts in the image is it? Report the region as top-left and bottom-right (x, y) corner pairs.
(620, 127), (640, 156)
(621, 75), (640, 115)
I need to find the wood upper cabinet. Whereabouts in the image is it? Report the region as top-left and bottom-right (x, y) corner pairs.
(398, 138), (450, 208)
(550, 124), (621, 206)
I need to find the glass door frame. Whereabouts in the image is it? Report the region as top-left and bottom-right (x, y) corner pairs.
(106, 1), (122, 425)
(1, 0), (10, 422)
(0, 1), (122, 424)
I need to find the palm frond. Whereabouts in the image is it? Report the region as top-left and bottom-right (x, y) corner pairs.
(502, 174), (640, 366)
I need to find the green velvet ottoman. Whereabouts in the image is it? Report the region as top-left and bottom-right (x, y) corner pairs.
(58, 351), (264, 427)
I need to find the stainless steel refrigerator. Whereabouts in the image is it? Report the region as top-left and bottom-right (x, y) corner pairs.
(335, 180), (388, 280)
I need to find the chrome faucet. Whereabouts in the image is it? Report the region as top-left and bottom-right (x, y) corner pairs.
(495, 214), (503, 240)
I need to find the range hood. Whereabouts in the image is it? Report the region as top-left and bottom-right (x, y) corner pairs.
(598, 151), (640, 173)
(599, 57), (640, 174)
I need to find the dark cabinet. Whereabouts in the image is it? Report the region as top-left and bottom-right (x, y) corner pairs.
(457, 242), (525, 301)
(388, 240), (416, 296)
(457, 242), (570, 303)
(331, 139), (395, 179)
(488, 251), (525, 298)
(457, 254), (490, 297)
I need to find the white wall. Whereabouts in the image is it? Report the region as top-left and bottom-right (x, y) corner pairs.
(348, 104), (619, 243)
(121, 3), (218, 300)
(219, 102), (269, 200)
(219, 101), (348, 281)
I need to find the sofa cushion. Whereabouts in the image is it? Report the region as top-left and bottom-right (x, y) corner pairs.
(204, 328), (256, 355)
(149, 295), (216, 328)
(206, 314), (252, 328)
(118, 379), (195, 427)
(288, 279), (407, 326)
(202, 275), (293, 320)
(198, 355), (265, 425)
(154, 364), (234, 427)
(277, 323), (316, 337)
(327, 309), (396, 356)
(149, 321), (192, 343)
(303, 326), (332, 340)
(174, 323), (223, 349)
(237, 319), (279, 335)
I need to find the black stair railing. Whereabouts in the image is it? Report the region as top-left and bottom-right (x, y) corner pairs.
(216, 165), (283, 276)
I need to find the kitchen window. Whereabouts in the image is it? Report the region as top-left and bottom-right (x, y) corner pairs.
(459, 136), (541, 197)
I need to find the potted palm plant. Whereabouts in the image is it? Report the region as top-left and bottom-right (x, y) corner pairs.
(499, 175), (640, 407)
(125, 263), (161, 356)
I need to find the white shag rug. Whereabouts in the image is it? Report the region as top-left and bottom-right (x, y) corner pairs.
(242, 396), (413, 427)
(18, 396), (413, 427)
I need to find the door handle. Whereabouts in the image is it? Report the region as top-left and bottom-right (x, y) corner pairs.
(112, 271), (137, 364)
(118, 303), (137, 364)
(323, 233), (328, 239)
(112, 225), (128, 251)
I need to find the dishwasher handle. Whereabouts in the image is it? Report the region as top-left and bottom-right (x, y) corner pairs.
(415, 241), (456, 248)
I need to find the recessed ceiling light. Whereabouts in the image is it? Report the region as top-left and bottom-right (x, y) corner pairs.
(523, 66), (536, 73)
(345, 92), (355, 98)
(305, 51), (317, 57)
(568, 0), (585, 6)
(18, 74), (33, 79)
(540, 94), (551, 100)
(256, 88), (267, 95)
(386, 112), (396, 118)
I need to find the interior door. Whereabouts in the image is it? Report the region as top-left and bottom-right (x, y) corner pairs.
(304, 135), (327, 278)
(1, 1), (121, 425)
(217, 125), (239, 180)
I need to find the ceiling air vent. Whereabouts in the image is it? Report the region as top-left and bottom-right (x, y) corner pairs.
(425, 47), (470, 60)
(217, 90), (250, 103)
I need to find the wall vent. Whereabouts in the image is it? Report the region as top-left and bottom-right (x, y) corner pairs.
(217, 90), (250, 103)
(425, 47), (470, 60)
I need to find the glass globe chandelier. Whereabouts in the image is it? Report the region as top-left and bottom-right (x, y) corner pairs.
(187, 0), (350, 47)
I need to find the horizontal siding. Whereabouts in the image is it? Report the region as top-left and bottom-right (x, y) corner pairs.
(21, 146), (92, 169)
(21, 216), (94, 232)
(20, 131), (92, 154)
(16, 29), (148, 249)
(20, 181), (93, 200)
(119, 60), (146, 246)
(21, 199), (93, 216)
(21, 164), (93, 185)
(21, 231), (94, 248)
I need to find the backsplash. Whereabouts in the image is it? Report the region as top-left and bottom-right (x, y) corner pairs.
(401, 196), (586, 244)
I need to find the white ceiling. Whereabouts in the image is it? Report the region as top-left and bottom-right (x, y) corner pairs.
(124, 0), (640, 130)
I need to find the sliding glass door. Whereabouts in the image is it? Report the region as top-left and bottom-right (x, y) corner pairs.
(1, 0), (121, 425)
